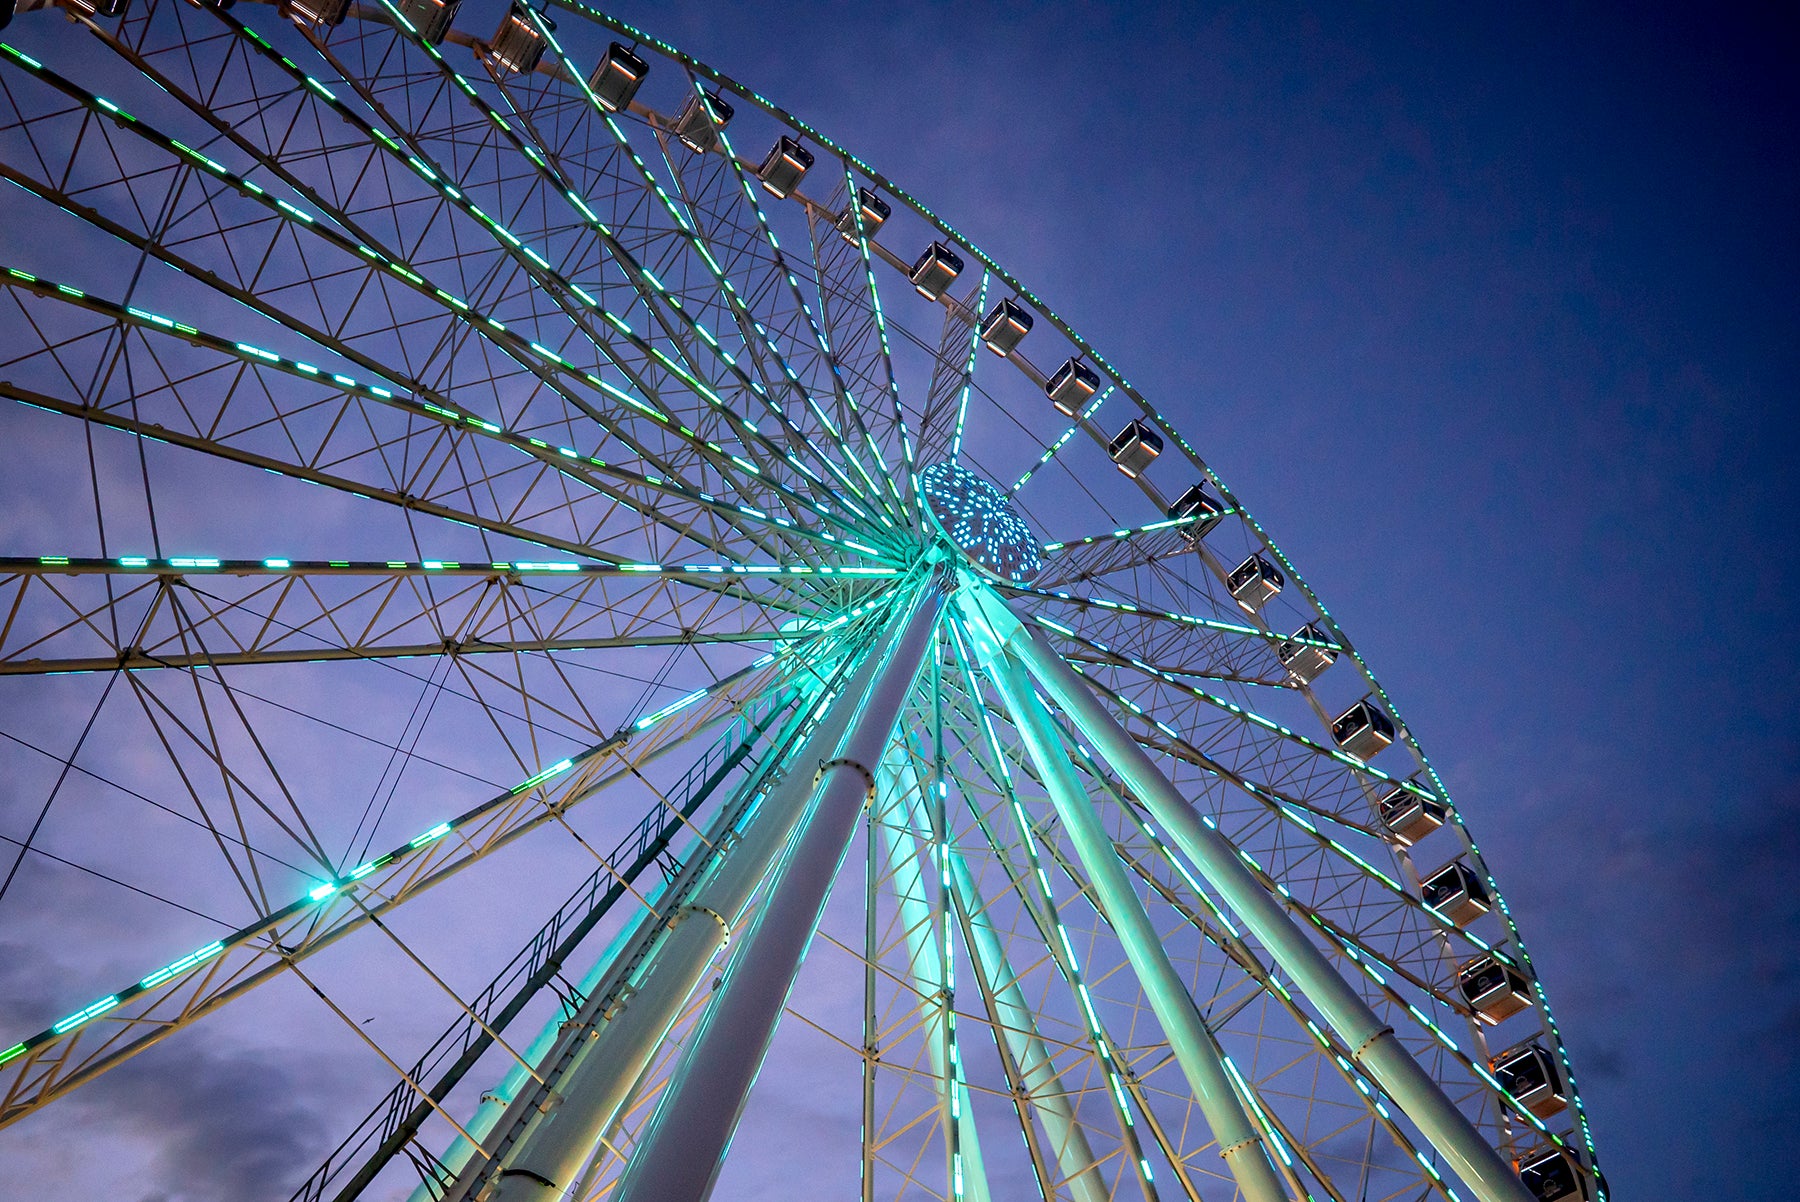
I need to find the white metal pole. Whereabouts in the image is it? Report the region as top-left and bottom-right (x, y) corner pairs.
(945, 845), (1110, 1202)
(608, 586), (943, 1202)
(956, 578), (1534, 1202)
(966, 620), (1293, 1202)
(451, 612), (915, 1202)
(876, 749), (991, 1202)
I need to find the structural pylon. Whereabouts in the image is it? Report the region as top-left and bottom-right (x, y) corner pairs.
(954, 576), (1536, 1202)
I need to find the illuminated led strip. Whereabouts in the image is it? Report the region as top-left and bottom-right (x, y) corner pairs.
(948, 271), (990, 463)
(1004, 582), (1342, 651)
(1039, 509), (1217, 555)
(1118, 782), (1576, 1172)
(341, 6), (895, 540)
(198, 19), (856, 540)
(0, 556), (900, 579)
(0, 268), (889, 566)
(833, 162), (911, 514)
(694, 90), (909, 523)
(1010, 386), (1113, 495)
(512, 10), (900, 531)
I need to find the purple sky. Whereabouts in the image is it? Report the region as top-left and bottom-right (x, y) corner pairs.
(0, 1), (1795, 1198)
(568, 1), (1800, 1195)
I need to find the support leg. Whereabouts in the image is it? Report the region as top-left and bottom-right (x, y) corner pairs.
(876, 747), (991, 1202)
(608, 587), (944, 1202)
(961, 611), (1292, 1202)
(956, 579), (1534, 1202)
(452, 610), (918, 1202)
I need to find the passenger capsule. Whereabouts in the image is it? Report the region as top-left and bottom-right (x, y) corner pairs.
(1375, 780), (1447, 846)
(1420, 860), (1491, 927)
(1167, 483), (1225, 541)
(1046, 358), (1101, 416)
(909, 242), (964, 301)
(488, 5), (547, 74)
(1227, 553), (1284, 612)
(1331, 699), (1394, 760)
(290, 0), (349, 25)
(588, 42), (647, 113)
(394, 0), (458, 42)
(1519, 1147), (1594, 1202)
(835, 187), (891, 242)
(756, 136), (814, 199)
(1457, 953), (1533, 1024)
(1276, 621), (1335, 683)
(1492, 1041), (1568, 1119)
(1108, 420), (1163, 477)
(979, 298), (1032, 357)
(673, 89), (734, 153)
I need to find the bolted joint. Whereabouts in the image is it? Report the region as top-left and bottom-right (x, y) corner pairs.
(1352, 1024), (1396, 1062)
(1219, 1133), (1264, 1159)
(814, 756), (875, 806)
(675, 903), (732, 947)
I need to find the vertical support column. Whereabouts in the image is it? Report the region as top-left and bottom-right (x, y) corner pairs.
(958, 580), (1534, 1202)
(945, 845), (1111, 1202)
(876, 747), (991, 1202)
(456, 612), (914, 1202)
(609, 585), (944, 1202)
(962, 612), (1292, 1202)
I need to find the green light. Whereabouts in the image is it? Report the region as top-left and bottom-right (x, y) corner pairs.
(410, 821), (452, 848)
(511, 758), (575, 794)
(0, 1042), (24, 1067)
(51, 995), (119, 1035)
(263, 558), (290, 569)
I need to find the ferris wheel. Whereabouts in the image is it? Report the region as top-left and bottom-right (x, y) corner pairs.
(0, 3), (1605, 1200)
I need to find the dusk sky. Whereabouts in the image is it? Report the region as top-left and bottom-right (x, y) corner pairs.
(1, 1), (1795, 1198)
(568, 3), (1800, 1192)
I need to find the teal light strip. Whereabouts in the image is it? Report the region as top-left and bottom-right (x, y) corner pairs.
(0, 555), (900, 579)
(1040, 509), (1217, 554)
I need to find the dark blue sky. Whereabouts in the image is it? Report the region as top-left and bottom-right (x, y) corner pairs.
(592, 1), (1798, 1194)
(0, 1), (1794, 1196)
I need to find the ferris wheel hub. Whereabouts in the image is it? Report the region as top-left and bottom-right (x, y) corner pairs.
(918, 461), (1042, 584)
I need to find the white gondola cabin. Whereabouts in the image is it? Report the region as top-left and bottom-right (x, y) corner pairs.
(1421, 861), (1491, 927)
(588, 42), (647, 112)
(1458, 953), (1533, 1024)
(1228, 554), (1284, 612)
(488, 6), (547, 73)
(673, 89), (734, 153)
(1045, 357), (1100, 416)
(291, 0), (350, 26)
(1276, 621), (1336, 683)
(1376, 780), (1447, 846)
(1108, 420), (1162, 477)
(757, 136), (814, 199)
(1332, 699), (1394, 759)
(1492, 1041), (1568, 1119)
(909, 242), (964, 301)
(980, 298), (1032, 356)
(835, 187), (891, 241)
(1168, 483), (1225, 542)
(1519, 1147), (1593, 1202)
